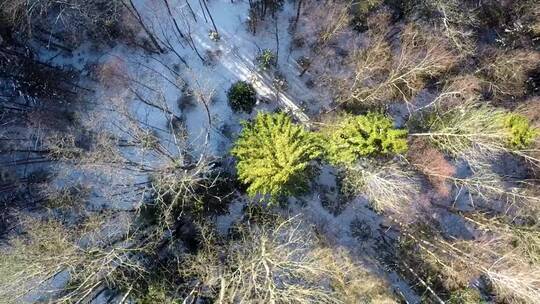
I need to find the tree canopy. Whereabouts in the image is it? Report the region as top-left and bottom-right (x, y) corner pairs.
(231, 112), (321, 199)
(322, 112), (408, 165)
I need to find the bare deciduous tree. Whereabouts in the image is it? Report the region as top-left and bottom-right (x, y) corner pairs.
(181, 217), (397, 303)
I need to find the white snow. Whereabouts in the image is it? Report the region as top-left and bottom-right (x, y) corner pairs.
(104, 0), (319, 159)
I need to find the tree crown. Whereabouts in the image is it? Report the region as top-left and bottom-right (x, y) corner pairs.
(503, 113), (538, 149)
(231, 112), (321, 199)
(227, 81), (257, 113)
(323, 112), (408, 165)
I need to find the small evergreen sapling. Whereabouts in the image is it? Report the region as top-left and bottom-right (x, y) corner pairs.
(231, 112), (321, 199)
(227, 81), (257, 113)
(322, 112), (408, 165)
(257, 49), (277, 70)
(504, 113), (538, 149)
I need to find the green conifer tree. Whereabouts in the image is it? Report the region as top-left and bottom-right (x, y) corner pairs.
(227, 81), (257, 113)
(231, 112), (321, 199)
(322, 112), (408, 165)
(503, 113), (538, 149)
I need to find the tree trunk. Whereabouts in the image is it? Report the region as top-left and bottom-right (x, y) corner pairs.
(293, 0), (303, 31)
(274, 17), (279, 66)
(202, 0), (219, 35)
(185, 0), (198, 21)
(123, 0), (164, 53)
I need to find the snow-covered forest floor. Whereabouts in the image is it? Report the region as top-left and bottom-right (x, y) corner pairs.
(74, 0), (416, 300)
(2, 0), (540, 303)
(2, 0), (420, 301)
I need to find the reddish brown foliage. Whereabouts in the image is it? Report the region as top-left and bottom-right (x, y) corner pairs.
(408, 138), (456, 198)
(94, 57), (129, 89)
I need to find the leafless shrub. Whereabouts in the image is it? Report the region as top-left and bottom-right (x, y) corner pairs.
(40, 183), (91, 209)
(407, 0), (478, 53)
(519, 97), (540, 123)
(398, 211), (540, 304)
(45, 134), (84, 161)
(481, 48), (540, 100)
(0, 218), (82, 303)
(333, 20), (460, 109)
(516, 98), (540, 175)
(149, 158), (216, 230)
(406, 212), (540, 303)
(399, 230), (476, 296)
(436, 4), (477, 54)
(482, 0), (540, 48)
(487, 263), (540, 304)
(385, 23), (459, 100)
(295, 0), (353, 49)
(0, 0), (140, 47)
(81, 131), (124, 166)
(350, 0), (383, 25)
(462, 213), (540, 265)
(341, 159), (420, 216)
(529, 3), (540, 37)
(181, 217), (396, 303)
(412, 74), (482, 118)
(313, 0), (351, 46)
(0, 214), (150, 303)
(431, 75), (482, 109)
(464, 216), (540, 303)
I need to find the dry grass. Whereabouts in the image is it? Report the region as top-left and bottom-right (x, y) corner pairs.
(481, 48), (540, 100)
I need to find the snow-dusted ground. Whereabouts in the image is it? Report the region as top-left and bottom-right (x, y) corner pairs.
(101, 0), (321, 156)
(29, 0), (421, 302)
